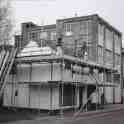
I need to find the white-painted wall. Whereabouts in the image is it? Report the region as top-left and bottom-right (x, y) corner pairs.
(3, 84), (60, 110)
(17, 84), (29, 107)
(16, 63), (61, 82)
(51, 87), (59, 110)
(30, 86), (50, 109)
(4, 84), (29, 108)
(104, 85), (121, 104)
(17, 64), (30, 82)
(31, 63), (51, 82)
(52, 63), (61, 81)
(114, 85), (121, 103)
(105, 87), (113, 103)
(3, 84), (12, 106)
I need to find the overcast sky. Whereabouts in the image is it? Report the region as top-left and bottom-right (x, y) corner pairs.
(12, 0), (124, 43)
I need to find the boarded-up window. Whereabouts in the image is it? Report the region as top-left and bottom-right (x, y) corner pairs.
(98, 24), (104, 46)
(105, 29), (113, 50)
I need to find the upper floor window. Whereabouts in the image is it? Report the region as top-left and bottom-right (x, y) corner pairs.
(98, 24), (104, 46)
(114, 34), (121, 54)
(40, 31), (47, 40)
(98, 46), (103, 64)
(105, 28), (113, 50)
(50, 32), (56, 40)
(98, 46), (103, 57)
(105, 50), (113, 65)
(28, 32), (37, 40)
(80, 21), (88, 35)
(115, 54), (120, 66)
(64, 23), (72, 33)
(106, 72), (112, 82)
(31, 32), (36, 39)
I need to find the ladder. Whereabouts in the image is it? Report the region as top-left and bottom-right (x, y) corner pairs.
(74, 73), (101, 117)
(0, 47), (17, 97)
(74, 88), (97, 117)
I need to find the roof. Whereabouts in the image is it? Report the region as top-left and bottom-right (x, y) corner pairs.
(17, 40), (56, 57)
(30, 24), (56, 31)
(57, 14), (122, 36)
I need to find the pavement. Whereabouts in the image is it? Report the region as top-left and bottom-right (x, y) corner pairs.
(2, 104), (124, 124)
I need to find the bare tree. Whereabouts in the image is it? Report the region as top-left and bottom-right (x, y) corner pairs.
(0, 0), (13, 45)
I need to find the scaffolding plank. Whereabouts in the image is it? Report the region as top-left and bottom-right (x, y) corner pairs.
(15, 54), (118, 72)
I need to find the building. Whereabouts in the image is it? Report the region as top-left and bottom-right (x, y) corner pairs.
(2, 14), (122, 113)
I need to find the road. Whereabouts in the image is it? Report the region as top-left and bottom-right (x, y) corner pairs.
(3, 109), (124, 124)
(65, 110), (124, 124)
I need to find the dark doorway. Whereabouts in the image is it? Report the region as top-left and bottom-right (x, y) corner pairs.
(87, 85), (96, 98)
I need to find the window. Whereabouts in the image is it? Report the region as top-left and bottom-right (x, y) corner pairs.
(31, 32), (36, 39)
(27, 31), (38, 40)
(115, 54), (120, 65)
(98, 46), (103, 64)
(50, 32), (56, 40)
(27, 32), (30, 40)
(105, 50), (113, 65)
(40, 31), (47, 40)
(106, 72), (112, 82)
(64, 22), (79, 36)
(114, 34), (121, 54)
(105, 28), (113, 50)
(80, 21), (88, 35)
(98, 24), (104, 46)
(113, 74), (120, 84)
(64, 23), (72, 33)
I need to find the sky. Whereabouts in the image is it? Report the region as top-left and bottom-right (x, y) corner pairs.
(12, 0), (124, 43)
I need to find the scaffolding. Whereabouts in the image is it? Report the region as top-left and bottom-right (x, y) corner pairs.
(13, 49), (119, 116)
(0, 34), (120, 118)
(0, 46), (17, 97)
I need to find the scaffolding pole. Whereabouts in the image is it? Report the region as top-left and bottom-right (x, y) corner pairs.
(60, 57), (64, 118)
(75, 71), (78, 113)
(49, 62), (53, 114)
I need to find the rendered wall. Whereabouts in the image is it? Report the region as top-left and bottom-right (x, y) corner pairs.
(3, 84), (12, 106)
(51, 87), (59, 110)
(114, 86), (121, 103)
(105, 87), (113, 103)
(30, 85), (50, 109)
(3, 83), (60, 110)
(3, 84), (29, 108)
(16, 63), (61, 82)
(31, 63), (51, 82)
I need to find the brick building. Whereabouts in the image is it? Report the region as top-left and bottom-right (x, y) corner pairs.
(3, 14), (122, 113)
